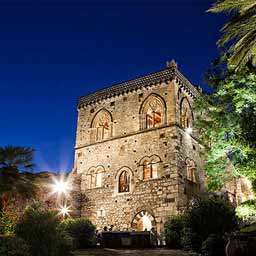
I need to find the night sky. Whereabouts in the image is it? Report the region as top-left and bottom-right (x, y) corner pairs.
(0, 0), (226, 173)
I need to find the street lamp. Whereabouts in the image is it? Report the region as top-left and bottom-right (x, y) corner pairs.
(52, 177), (71, 196)
(59, 204), (71, 218)
(51, 176), (72, 218)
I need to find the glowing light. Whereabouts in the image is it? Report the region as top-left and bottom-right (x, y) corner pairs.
(185, 127), (193, 134)
(52, 177), (71, 196)
(59, 204), (72, 218)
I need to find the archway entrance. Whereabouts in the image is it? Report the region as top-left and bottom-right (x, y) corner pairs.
(131, 210), (156, 231)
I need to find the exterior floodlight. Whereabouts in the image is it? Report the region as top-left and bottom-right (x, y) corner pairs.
(185, 127), (193, 134)
(52, 178), (70, 196)
(59, 204), (71, 218)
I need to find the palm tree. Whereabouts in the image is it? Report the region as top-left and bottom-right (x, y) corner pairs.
(0, 146), (36, 211)
(208, 0), (256, 71)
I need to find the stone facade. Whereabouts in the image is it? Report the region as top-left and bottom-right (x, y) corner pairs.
(70, 62), (205, 234)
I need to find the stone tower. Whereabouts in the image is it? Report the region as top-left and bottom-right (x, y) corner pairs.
(70, 62), (204, 234)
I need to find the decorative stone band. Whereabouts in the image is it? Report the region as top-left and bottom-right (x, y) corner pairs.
(78, 67), (200, 109)
(75, 122), (200, 150)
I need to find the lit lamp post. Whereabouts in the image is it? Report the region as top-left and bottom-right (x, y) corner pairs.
(51, 177), (72, 218)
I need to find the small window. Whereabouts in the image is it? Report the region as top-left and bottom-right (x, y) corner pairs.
(186, 159), (196, 183)
(119, 170), (130, 193)
(180, 98), (193, 129)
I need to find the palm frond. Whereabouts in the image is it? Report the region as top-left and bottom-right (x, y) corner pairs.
(208, 0), (256, 13)
(217, 6), (256, 46)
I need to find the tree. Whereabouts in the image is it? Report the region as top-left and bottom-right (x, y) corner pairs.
(195, 55), (256, 190)
(0, 146), (36, 211)
(186, 199), (237, 242)
(208, 0), (256, 71)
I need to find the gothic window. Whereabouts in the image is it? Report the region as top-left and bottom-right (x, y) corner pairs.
(91, 109), (112, 142)
(143, 160), (158, 180)
(140, 94), (166, 129)
(186, 159), (196, 183)
(119, 170), (130, 193)
(180, 97), (193, 129)
(88, 166), (104, 189)
(140, 155), (161, 180)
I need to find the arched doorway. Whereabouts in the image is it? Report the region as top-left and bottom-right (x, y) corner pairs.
(131, 210), (156, 231)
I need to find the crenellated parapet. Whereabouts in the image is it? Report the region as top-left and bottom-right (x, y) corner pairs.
(78, 64), (200, 109)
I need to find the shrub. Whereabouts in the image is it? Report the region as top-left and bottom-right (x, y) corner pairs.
(186, 199), (237, 242)
(0, 211), (15, 235)
(15, 204), (71, 256)
(164, 215), (185, 248)
(236, 200), (256, 226)
(201, 234), (226, 256)
(181, 227), (202, 252)
(58, 218), (95, 249)
(0, 235), (30, 256)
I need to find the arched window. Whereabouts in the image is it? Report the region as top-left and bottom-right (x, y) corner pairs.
(143, 160), (158, 180)
(87, 166), (104, 189)
(186, 159), (196, 183)
(140, 94), (166, 129)
(140, 155), (161, 180)
(119, 170), (130, 193)
(180, 97), (193, 129)
(91, 109), (112, 142)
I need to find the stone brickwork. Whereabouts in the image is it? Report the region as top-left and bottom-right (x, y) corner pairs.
(70, 62), (204, 234)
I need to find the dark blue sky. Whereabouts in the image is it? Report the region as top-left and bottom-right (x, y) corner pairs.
(0, 0), (226, 173)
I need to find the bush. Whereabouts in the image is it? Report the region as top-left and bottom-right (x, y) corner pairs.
(0, 211), (15, 235)
(181, 227), (202, 252)
(164, 215), (185, 248)
(0, 235), (30, 256)
(201, 234), (226, 256)
(186, 199), (237, 242)
(236, 200), (256, 226)
(15, 204), (72, 256)
(58, 218), (95, 249)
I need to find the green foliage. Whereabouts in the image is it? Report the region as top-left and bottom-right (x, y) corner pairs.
(164, 215), (185, 248)
(166, 199), (235, 253)
(236, 199), (256, 225)
(195, 57), (256, 191)
(180, 227), (202, 252)
(0, 235), (30, 256)
(58, 217), (96, 249)
(208, 0), (256, 70)
(15, 204), (71, 256)
(201, 234), (226, 256)
(0, 211), (15, 235)
(186, 199), (237, 242)
(240, 223), (256, 233)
